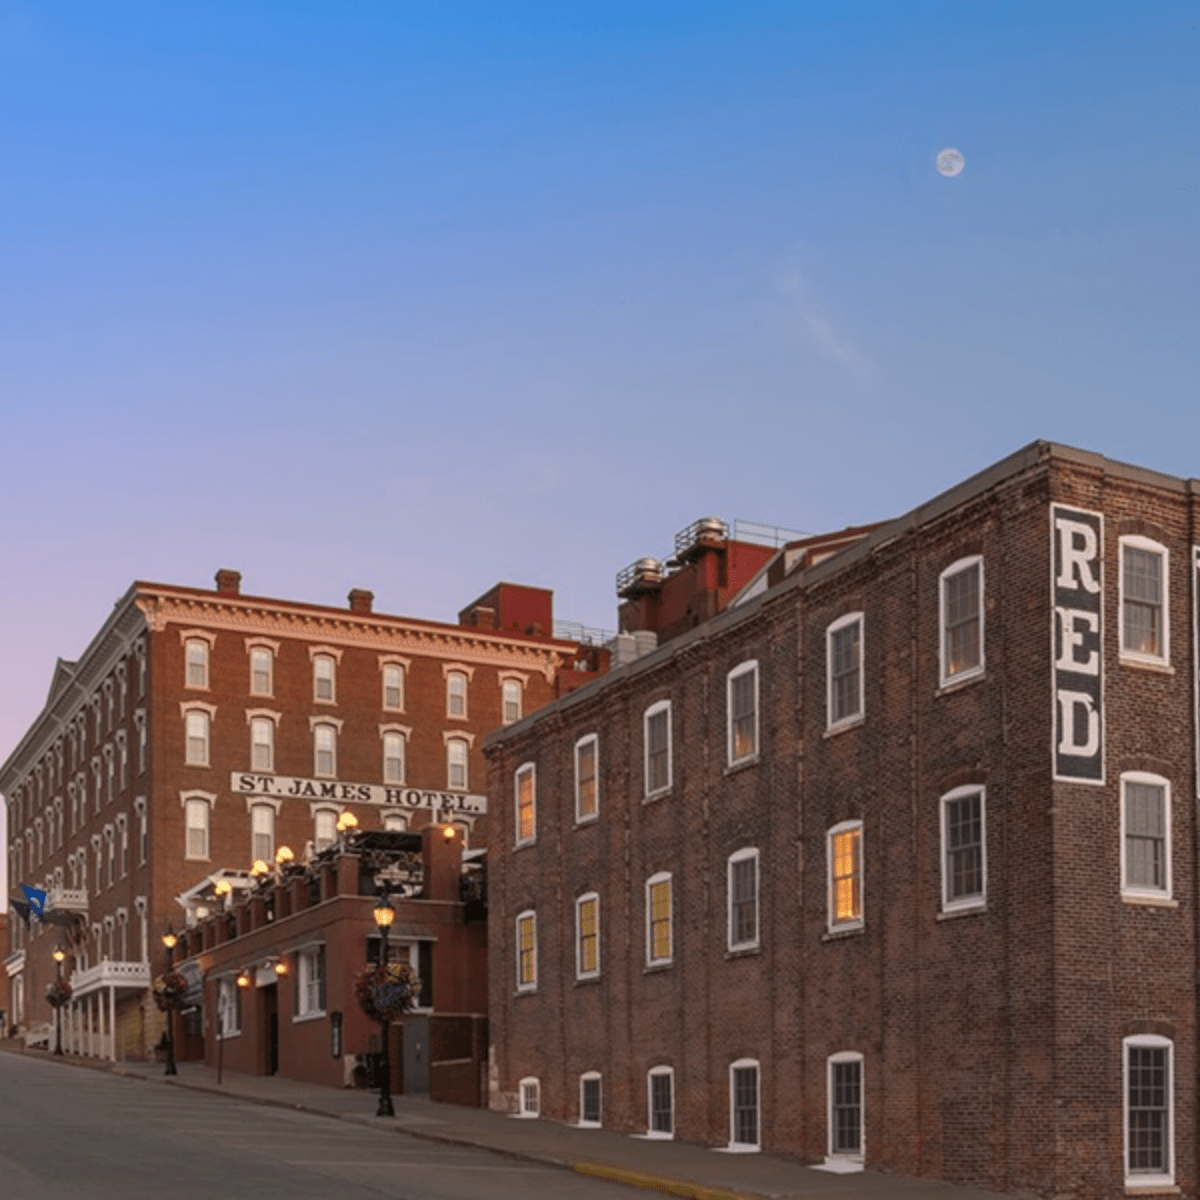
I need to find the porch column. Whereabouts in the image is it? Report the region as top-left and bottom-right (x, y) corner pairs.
(108, 986), (117, 1061)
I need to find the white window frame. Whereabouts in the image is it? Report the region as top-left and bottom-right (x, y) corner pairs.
(446, 670), (468, 719)
(726, 661), (760, 766)
(1124, 1034), (1174, 1188)
(827, 820), (864, 932)
(382, 811), (408, 831)
(218, 976), (242, 1037)
(1119, 536), (1170, 666)
(295, 946), (326, 1019)
(826, 613), (864, 730)
(312, 653), (337, 704)
(515, 910), (537, 993)
(381, 662), (406, 712)
(579, 1072), (602, 1128)
(501, 678), (523, 725)
(514, 763), (536, 847)
(728, 1058), (761, 1151)
(249, 715), (276, 773)
(182, 793), (213, 861)
(574, 733), (600, 823)
(1120, 771), (1172, 902)
(249, 646), (274, 697)
(517, 1076), (540, 1118)
(184, 638), (210, 690)
(447, 737), (469, 791)
(646, 1067), (674, 1139)
(827, 1051), (865, 1166)
(250, 802), (275, 865)
(312, 806), (338, 852)
(182, 706), (213, 767)
(939, 556), (985, 687)
(644, 700), (673, 798)
(381, 729), (407, 785)
(313, 723), (337, 779)
(646, 872), (674, 966)
(939, 785), (987, 913)
(727, 847), (760, 951)
(576, 892), (600, 980)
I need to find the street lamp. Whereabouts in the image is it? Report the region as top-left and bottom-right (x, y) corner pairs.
(373, 893), (396, 1118)
(52, 948), (65, 1056)
(162, 924), (178, 1076)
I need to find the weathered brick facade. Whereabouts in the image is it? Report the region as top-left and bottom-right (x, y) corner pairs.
(486, 442), (1200, 1199)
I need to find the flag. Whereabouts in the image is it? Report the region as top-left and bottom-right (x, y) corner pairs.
(20, 884), (46, 919)
(10, 899), (31, 929)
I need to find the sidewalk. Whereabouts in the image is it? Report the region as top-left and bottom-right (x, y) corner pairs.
(2, 1042), (1011, 1200)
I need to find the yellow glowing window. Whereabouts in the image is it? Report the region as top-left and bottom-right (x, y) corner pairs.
(830, 826), (862, 926)
(517, 913), (536, 988)
(648, 877), (672, 962)
(578, 896), (599, 975)
(516, 766), (536, 843)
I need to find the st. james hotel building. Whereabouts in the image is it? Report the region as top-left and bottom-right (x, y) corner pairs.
(486, 442), (1200, 1200)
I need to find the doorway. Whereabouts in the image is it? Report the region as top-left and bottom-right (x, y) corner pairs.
(262, 984), (278, 1076)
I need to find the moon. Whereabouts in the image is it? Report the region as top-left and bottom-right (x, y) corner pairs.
(937, 148), (965, 177)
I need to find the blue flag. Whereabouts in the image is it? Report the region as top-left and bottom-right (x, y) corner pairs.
(20, 885), (46, 919)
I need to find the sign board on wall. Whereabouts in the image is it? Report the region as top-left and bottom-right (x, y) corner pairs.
(230, 772), (487, 816)
(1052, 504), (1105, 784)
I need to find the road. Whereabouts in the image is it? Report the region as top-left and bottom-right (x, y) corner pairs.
(0, 1053), (642, 1200)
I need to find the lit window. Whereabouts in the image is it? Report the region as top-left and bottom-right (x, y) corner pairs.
(941, 787), (986, 911)
(827, 614), (863, 728)
(382, 664), (404, 711)
(727, 662), (759, 764)
(646, 873), (673, 965)
(313, 655), (336, 703)
(576, 893), (600, 978)
(185, 798), (210, 860)
(518, 1076), (540, 1117)
(383, 732), (405, 784)
(185, 710), (210, 767)
(295, 946), (325, 1018)
(250, 648), (273, 696)
(1121, 773), (1172, 901)
(1125, 1035), (1173, 1187)
(1120, 538), (1168, 664)
(580, 1073), (602, 1127)
(729, 1059), (760, 1150)
(644, 701), (672, 796)
(185, 639), (209, 689)
(251, 804), (274, 863)
(314, 724), (337, 778)
(728, 848), (759, 950)
(515, 763), (536, 846)
(250, 718), (275, 773)
(940, 557), (984, 684)
(575, 734), (599, 822)
(447, 738), (468, 791)
(502, 679), (522, 725)
(828, 821), (863, 931)
(828, 1053), (864, 1163)
(447, 671), (467, 718)
(516, 910), (537, 991)
(647, 1068), (674, 1137)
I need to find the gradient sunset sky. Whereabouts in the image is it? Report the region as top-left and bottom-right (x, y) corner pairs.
(1, 2), (1196, 900)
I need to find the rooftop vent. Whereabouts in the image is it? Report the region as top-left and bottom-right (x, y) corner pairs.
(616, 557), (665, 599)
(674, 517), (728, 563)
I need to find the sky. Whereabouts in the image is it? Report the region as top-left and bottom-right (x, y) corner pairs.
(1, 1), (1196, 902)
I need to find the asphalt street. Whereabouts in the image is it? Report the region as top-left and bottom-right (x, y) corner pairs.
(0, 1052), (642, 1200)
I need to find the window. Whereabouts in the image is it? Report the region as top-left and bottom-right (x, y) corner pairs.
(382, 664), (404, 711)
(518, 1076), (540, 1118)
(728, 848), (759, 950)
(313, 654), (336, 703)
(940, 557), (984, 685)
(136, 798), (148, 864)
(314, 724), (337, 778)
(250, 648), (273, 696)
(184, 710), (210, 767)
(515, 763), (536, 846)
(218, 977), (242, 1036)
(576, 893), (600, 979)
(1121, 773), (1172, 901)
(727, 662), (759, 764)
(295, 946), (326, 1018)
(828, 1053), (864, 1162)
(250, 718), (275, 772)
(251, 804), (275, 864)
(940, 787), (986, 911)
(117, 816), (128, 878)
(516, 911), (537, 991)
(644, 701), (672, 796)
(185, 639), (209, 689)
(313, 809), (337, 852)
(502, 679), (522, 725)
(185, 798), (210, 860)
(1125, 1035), (1173, 1186)
(580, 1073), (602, 1127)
(647, 1068), (674, 1137)
(136, 712), (147, 774)
(827, 821), (863, 931)
(827, 613), (864, 728)
(105, 827), (115, 886)
(117, 733), (128, 790)
(575, 735), (599, 823)
(383, 812), (408, 831)
(729, 1060), (760, 1150)
(383, 732), (405, 784)
(1120, 537), (1169, 664)
(646, 873), (673, 965)
(447, 738), (468, 791)
(446, 670), (467, 718)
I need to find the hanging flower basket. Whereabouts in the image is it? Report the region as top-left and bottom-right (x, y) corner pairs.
(152, 971), (189, 1012)
(354, 961), (420, 1022)
(45, 977), (72, 1008)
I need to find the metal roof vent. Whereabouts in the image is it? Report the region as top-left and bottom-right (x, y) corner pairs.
(616, 557), (665, 598)
(674, 516), (728, 563)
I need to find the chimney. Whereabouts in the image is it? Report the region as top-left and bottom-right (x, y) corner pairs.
(348, 588), (374, 614)
(215, 569), (242, 596)
(461, 605), (496, 630)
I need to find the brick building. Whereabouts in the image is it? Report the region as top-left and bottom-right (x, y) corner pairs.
(486, 442), (1200, 1200)
(2, 570), (603, 1065)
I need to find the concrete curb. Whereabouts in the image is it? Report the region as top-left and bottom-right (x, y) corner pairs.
(574, 1160), (751, 1200)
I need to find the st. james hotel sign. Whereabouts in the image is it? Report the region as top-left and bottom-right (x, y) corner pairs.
(231, 772), (487, 816)
(1051, 504), (1104, 784)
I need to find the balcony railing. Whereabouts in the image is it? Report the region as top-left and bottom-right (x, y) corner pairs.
(70, 960), (151, 997)
(46, 888), (89, 916)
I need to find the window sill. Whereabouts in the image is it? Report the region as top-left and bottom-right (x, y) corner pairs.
(514, 988), (538, 997)
(643, 789), (673, 805)
(509, 1111), (539, 1120)
(643, 961), (674, 974)
(714, 1144), (760, 1154)
(631, 1132), (674, 1141)
(824, 717), (864, 739)
(216, 1030), (242, 1040)
(574, 974), (601, 986)
(1124, 1183), (1179, 1195)
(576, 1120), (602, 1129)
(514, 838), (537, 851)
(1119, 656), (1174, 674)
(574, 815), (600, 829)
(822, 925), (864, 942)
(312, 698), (339, 706)
(292, 1010), (326, 1024)
(445, 713), (470, 722)
(1121, 893), (1178, 908)
(937, 903), (987, 921)
(725, 945), (761, 960)
(725, 756), (759, 776)
(936, 670), (985, 697)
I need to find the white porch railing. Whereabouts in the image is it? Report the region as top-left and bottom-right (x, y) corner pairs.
(45, 887), (89, 916)
(70, 960), (150, 998)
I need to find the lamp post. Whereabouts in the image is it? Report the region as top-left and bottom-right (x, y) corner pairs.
(373, 893), (396, 1117)
(52, 948), (65, 1056)
(161, 924), (178, 1076)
